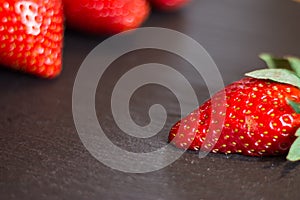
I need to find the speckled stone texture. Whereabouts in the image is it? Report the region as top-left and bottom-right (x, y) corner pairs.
(1, 0), (300, 199)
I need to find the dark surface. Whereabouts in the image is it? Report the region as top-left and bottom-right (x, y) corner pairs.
(1, 0), (300, 199)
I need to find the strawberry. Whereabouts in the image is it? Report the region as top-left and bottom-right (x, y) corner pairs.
(63, 0), (150, 35)
(149, 0), (190, 11)
(0, 0), (64, 78)
(169, 54), (300, 161)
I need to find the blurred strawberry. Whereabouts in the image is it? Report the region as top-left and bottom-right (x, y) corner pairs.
(0, 0), (64, 78)
(63, 0), (150, 35)
(149, 0), (190, 11)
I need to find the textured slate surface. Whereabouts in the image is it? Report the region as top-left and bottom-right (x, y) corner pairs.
(1, 0), (300, 199)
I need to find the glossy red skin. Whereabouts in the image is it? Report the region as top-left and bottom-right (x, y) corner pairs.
(169, 78), (300, 156)
(0, 0), (64, 78)
(149, 0), (190, 11)
(63, 0), (150, 35)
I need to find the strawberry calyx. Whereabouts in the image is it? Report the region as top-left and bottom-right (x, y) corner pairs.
(246, 53), (300, 161)
(287, 99), (300, 114)
(246, 54), (300, 89)
(287, 129), (300, 161)
(286, 100), (300, 161)
(245, 68), (300, 89)
(260, 53), (300, 76)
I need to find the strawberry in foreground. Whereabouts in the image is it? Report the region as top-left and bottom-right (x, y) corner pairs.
(149, 0), (190, 11)
(169, 54), (300, 161)
(0, 0), (64, 78)
(63, 0), (150, 35)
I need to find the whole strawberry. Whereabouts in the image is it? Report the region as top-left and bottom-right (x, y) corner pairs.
(63, 0), (150, 35)
(0, 0), (64, 78)
(169, 54), (300, 161)
(149, 0), (190, 11)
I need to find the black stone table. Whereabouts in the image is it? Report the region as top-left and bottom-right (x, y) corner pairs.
(1, 0), (300, 199)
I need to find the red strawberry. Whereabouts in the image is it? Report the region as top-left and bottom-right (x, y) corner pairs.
(169, 54), (300, 161)
(149, 0), (190, 11)
(0, 0), (64, 78)
(63, 0), (150, 35)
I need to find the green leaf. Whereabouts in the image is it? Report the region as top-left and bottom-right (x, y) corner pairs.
(286, 56), (300, 78)
(287, 99), (300, 114)
(259, 53), (292, 70)
(287, 128), (300, 162)
(245, 68), (300, 89)
(259, 53), (300, 77)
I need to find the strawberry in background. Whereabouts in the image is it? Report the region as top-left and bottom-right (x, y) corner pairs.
(63, 0), (192, 35)
(149, 0), (190, 11)
(0, 0), (64, 78)
(0, 0), (192, 77)
(63, 0), (150, 35)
